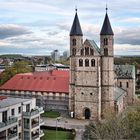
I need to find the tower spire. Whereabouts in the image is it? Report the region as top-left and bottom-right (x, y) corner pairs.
(106, 4), (108, 13)
(70, 9), (83, 36)
(100, 6), (114, 35)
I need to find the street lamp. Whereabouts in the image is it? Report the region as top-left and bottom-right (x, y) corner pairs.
(55, 117), (62, 140)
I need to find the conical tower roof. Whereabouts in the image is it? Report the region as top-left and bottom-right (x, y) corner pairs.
(70, 10), (83, 36)
(100, 11), (114, 35)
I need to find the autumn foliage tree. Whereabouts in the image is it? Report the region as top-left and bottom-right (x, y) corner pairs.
(0, 61), (32, 85)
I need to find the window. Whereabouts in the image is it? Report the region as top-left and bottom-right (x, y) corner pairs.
(72, 48), (76, 56)
(85, 59), (89, 67)
(72, 39), (76, 46)
(18, 106), (21, 114)
(90, 93), (92, 95)
(79, 59), (83, 67)
(85, 47), (89, 55)
(104, 38), (108, 45)
(81, 92), (84, 95)
(80, 49), (84, 56)
(104, 48), (108, 56)
(120, 82), (122, 87)
(91, 59), (95, 67)
(126, 82), (129, 88)
(2, 111), (7, 122)
(19, 120), (21, 126)
(11, 109), (15, 116)
(90, 48), (94, 55)
(26, 104), (30, 112)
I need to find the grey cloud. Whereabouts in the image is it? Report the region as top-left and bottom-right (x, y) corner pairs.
(0, 24), (31, 39)
(115, 27), (140, 45)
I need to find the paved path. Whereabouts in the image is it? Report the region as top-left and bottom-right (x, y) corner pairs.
(42, 117), (89, 140)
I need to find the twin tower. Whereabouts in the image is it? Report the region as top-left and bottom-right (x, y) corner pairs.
(69, 9), (114, 120)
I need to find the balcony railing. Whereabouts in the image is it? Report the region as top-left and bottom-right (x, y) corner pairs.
(0, 117), (17, 129)
(23, 107), (44, 117)
(8, 132), (17, 139)
(32, 134), (39, 140)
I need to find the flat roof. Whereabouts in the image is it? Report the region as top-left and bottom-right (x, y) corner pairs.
(0, 96), (31, 108)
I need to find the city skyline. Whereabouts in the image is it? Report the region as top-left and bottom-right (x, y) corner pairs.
(0, 0), (140, 56)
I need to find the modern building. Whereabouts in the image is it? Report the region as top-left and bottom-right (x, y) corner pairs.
(0, 96), (44, 140)
(51, 50), (60, 62)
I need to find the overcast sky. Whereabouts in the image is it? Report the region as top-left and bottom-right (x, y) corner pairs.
(0, 0), (140, 56)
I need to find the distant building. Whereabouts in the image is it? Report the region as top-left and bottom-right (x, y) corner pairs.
(63, 50), (70, 59)
(51, 50), (60, 62)
(0, 96), (44, 140)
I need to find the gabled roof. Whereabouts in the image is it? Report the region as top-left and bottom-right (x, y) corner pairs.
(88, 39), (100, 54)
(70, 11), (83, 36)
(0, 70), (69, 93)
(100, 13), (114, 35)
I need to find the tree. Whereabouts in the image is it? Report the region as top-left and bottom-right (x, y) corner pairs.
(82, 103), (140, 140)
(0, 61), (32, 85)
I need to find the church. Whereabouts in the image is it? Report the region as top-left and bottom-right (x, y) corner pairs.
(69, 8), (135, 120)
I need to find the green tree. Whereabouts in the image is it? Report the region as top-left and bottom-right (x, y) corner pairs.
(0, 61), (32, 85)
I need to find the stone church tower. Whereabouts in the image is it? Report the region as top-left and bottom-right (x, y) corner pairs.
(100, 9), (114, 116)
(69, 9), (101, 120)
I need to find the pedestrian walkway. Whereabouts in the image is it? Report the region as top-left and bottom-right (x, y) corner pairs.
(42, 117), (89, 140)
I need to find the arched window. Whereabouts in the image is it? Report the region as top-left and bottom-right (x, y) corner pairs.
(126, 82), (129, 88)
(90, 48), (94, 55)
(91, 59), (95, 67)
(80, 49), (84, 56)
(72, 39), (76, 46)
(85, 59), (89, 67)
(104, 38), (108, 45)
(120, 82), (122, 87)
(72, 48), (76, 56)
(79, 59), (83, 67)
(104, 48), (108, 56)
(85, 47), (89, 55)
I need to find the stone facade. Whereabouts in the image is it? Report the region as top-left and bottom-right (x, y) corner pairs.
(69, 10), (135, 120)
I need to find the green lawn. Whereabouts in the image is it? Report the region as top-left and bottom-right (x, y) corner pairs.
(41, 129), (73, 140)
(41, 111), (60, 118)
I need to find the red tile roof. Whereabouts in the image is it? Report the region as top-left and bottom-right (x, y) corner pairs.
(0, 70), (69, 93)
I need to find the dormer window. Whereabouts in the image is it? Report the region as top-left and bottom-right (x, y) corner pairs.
(104, 38), (108, 45)
(72, 39), (76, 46)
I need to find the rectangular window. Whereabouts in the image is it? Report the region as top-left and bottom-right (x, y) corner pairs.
(2, 111), (7, 122)
(11, 108), (15, 116)
(18, 106), (21, 114)
(26, 104), (30, 112)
